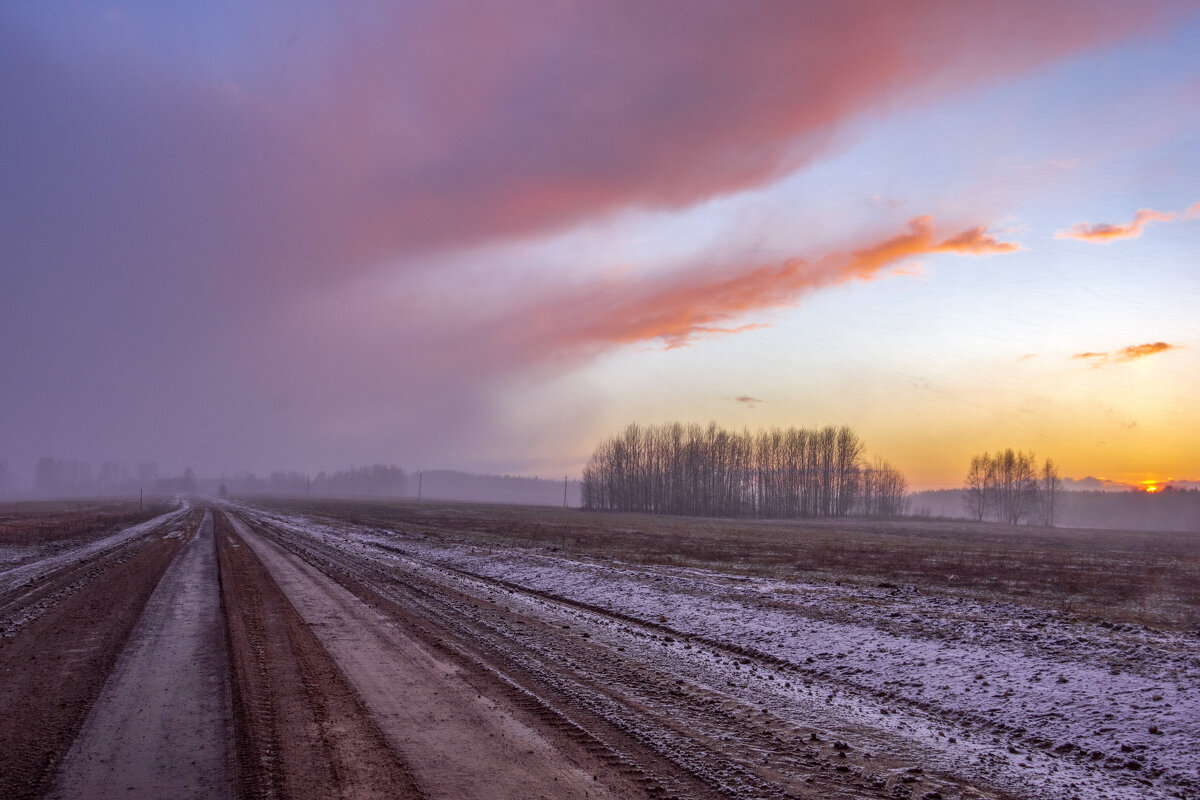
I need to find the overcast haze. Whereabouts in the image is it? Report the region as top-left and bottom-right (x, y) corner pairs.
(2, 1), (1199, 489)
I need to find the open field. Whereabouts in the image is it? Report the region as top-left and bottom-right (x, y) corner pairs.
(257, 497), (1200, 630)
(2, 497), (1197, 799)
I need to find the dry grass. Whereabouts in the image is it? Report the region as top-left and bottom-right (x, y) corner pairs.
(0, 499), (172, 546)
(254, 496), (1200, 630)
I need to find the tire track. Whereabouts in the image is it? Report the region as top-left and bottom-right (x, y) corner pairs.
(240, 509), (934, 799)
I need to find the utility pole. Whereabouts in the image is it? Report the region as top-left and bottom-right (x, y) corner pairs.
(563, 475), (568, 508)
(418, 472), (423, 502)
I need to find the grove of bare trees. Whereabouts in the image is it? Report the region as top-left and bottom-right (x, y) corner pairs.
(962, 449), (1061, 526)
(581, 422), (907, 518)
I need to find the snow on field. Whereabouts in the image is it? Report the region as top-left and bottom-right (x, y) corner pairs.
(0, 501), (188, 596)
(246, 505), (1200, 800)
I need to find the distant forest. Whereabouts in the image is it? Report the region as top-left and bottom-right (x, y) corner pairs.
(909, 487), (1200, 532)
(582, 422), (906, 518)
(225, 464), (407, 497)
(223, 467), (579, 506)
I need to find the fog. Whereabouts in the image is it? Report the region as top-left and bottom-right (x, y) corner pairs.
(0, 458), (582, 509)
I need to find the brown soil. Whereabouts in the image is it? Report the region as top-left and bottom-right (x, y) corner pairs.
(0, 508), (197, 799)
(215, 510), (424, 800)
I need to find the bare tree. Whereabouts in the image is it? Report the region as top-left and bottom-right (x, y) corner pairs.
(583, 421), (903, 519)
(963, 449), (1052, 526)
(1038, 458), (1061, 526)
(963, 454), (989, 521)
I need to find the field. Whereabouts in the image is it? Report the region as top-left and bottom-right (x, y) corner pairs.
(1, 497), (1197, 799)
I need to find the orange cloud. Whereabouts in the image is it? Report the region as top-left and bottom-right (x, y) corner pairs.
(1072, 342), (1180, 365)
(1055, 205), (1197, 243)
(735, 395), (766, 406)
(525, 217), (1019, 352)
(841, 216), (1018, 280)
(1115, 342), (1178, 361)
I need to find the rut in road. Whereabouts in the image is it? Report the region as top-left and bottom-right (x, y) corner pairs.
(215, 509), (424, 800)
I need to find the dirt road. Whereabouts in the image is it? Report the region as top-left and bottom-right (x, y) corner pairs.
(230, 512), (625, 800)
(6, 498), (1197, 799)
(50, 509), (235, 800)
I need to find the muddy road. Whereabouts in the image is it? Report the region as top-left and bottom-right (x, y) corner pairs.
(2, 499), (1196, 799)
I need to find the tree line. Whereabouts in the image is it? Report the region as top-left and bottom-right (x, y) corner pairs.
(962, 449), (1060, 526)
(225, 464), (407, 497)
(581, 422), (907, 518)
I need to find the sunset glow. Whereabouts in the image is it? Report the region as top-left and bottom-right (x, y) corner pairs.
(1, 1), (1198, 489)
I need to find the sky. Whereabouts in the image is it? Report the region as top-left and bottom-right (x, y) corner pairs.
(2, 1), (1199, 490)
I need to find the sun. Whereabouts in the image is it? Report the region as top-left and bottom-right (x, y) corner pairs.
(1146, 485), (1159, 493)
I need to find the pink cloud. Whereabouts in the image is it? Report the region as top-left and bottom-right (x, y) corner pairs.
(1056, 208), (1177, 242)
(298, 2), (1165, 269)
(2, 2), (1175, 300)
(1056, 199), (1200, 244)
